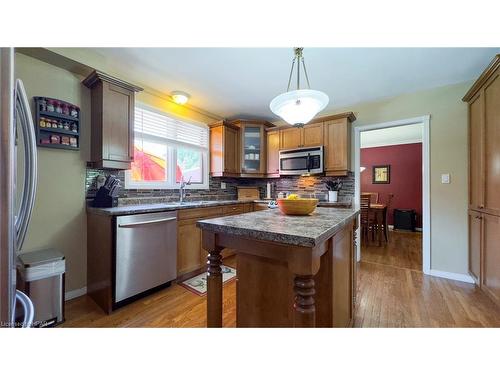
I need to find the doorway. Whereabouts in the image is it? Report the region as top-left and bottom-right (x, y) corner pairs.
(353, 116), (430, 275)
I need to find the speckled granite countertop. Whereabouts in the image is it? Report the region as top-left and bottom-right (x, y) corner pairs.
(87, 199), (352, 216)
(87, 200), (252, 216)
(197, 207), (359, 247)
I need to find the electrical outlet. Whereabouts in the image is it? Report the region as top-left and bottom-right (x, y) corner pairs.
(221, 182), (227, 189)
(441, 173), (450, 184)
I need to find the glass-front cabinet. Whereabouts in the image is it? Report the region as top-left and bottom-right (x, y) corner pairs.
(242, 125), (263, 173)
(227, 120), (274, 177)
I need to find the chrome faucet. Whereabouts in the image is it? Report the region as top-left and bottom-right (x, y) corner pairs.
(179, 176), (192, 204)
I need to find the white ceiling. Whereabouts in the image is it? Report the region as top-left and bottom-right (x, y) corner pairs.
(361, 123), (423, 148)
(87, 48), (498, 121)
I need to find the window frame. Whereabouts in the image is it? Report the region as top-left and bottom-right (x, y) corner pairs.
(124, 104), (209, 190)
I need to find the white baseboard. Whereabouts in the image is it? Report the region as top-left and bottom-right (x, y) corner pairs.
(65, 286), (87, 301)
(428, 269), (475, 284)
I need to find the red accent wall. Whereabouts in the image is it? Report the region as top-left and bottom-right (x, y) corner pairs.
(361, 143), (422, 227)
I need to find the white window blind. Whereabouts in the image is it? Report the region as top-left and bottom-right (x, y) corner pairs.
(135, 106), (209, 149)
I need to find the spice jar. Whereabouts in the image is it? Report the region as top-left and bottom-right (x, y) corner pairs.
(70, 106), (78, 118)
(46, 100), (55, 112)
(70, 137), (78, 147)
(39, 118), (46, 128)
(62, 104), (70, 116)
(57, 120), (63, 129)
(70, 123), (78, 133)
(52, 120), (58, 129)
(63, 122), (70, 130)
(55, 101), (63, 114)
(50, 135), (60, 144)
(39, 99), (47, 112)
(61, 136), (70, 146)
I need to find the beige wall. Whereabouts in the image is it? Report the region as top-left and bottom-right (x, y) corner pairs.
(332, 82), (471, 275)
(15, 53), (218, 293)
(15, 53), (91, 292)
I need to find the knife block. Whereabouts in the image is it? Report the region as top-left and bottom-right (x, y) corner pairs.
(92, 186), (118, 208)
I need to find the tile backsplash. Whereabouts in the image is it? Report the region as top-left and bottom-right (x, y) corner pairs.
(85, 168), (354, 205)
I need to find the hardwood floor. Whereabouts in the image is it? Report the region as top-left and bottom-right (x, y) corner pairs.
(61, 236), (500, 328)
(62, 257), (237, 328)
(361, 230), (422, 271)
(355, 230), (500, 327)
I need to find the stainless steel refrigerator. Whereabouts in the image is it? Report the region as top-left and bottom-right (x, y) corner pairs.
(0, 47), (37, 328)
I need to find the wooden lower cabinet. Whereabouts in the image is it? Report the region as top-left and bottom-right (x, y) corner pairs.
(468, 209), (500, 308)
(468, 210), (482, 284)
(482, 212), (500, 306)
(177, 218), (204, 276)
(177, 203), (253, 278)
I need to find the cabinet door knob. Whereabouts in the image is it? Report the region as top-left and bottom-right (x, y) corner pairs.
(479, 205), (484, 209)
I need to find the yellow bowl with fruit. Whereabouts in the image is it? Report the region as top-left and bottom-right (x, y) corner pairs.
(277, 194), (319, 216)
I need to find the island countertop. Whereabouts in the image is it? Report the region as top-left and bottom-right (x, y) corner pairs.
(197, 207), (359, 247)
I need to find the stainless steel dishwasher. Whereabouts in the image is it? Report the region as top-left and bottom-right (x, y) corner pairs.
(115, 211), (177, 304)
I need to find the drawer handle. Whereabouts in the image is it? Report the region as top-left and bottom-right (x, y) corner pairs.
(478, 205), (484, 209)
(118, 217), (176, 228)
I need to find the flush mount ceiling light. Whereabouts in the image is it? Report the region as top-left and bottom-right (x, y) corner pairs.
(171, 91), (190, 105)
(270, 48), (329, 127)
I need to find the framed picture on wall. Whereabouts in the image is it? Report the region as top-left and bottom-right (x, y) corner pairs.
(372, 165), (390, 184)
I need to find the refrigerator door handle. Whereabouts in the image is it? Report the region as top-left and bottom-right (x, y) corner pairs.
(14, 79), (37, 251)
(14, 290), (34, 327)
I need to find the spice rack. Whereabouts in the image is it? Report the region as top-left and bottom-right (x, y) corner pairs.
(34, 97), (80, 151)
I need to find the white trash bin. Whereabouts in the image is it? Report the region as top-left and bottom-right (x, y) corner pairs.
(17, 249), (65, 327)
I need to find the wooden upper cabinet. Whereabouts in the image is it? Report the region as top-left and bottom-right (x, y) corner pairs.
(483, 72), (500, 216)
(323, 113), (355, 176)
(267, 130), (280, 176)
(279, 123), (324, 149)
(302, 122), (323, 147)
(469, 94), (484, 210)
(464, 55), (500, 305)
(83, 70), (143, 170)
(464, 55), (500, 216)
(209, 121), (240, 177)
(280, 127), (302, 149)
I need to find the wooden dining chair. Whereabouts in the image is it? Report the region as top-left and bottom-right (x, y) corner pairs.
(360, 195), (375, 243)
(381, 193), (394, 242)
(362, 192), (379, 204)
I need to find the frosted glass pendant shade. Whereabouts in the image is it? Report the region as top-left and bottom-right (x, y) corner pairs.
(270, 89), (329, 126)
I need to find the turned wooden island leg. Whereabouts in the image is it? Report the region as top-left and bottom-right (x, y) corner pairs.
(293, 275), (316, 327)
(206, 248), (223, 327)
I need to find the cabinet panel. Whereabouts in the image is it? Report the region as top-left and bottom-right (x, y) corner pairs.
(224, 126), (240, 174)
(102, 83), (134, 163)
(280, 127), (302, 149)
(468, 211), (482, 283)
(302, 123), (323, 147)
(483, 73), (500, 215)
(178, 220), (203, 275)
(469, 94), (484, 210)
(331, 225), (354, 327)
(324, 119), (350, 175)
(267, 131), (280, 175)
(482, 213), (500, 306)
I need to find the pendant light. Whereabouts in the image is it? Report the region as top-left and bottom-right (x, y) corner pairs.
(270, 48), (329, 127)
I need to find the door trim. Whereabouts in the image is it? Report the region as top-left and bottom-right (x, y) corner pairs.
(353, 115), (431, 275)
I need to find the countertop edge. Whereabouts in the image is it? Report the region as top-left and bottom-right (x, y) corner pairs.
(197, 208), (360, 248)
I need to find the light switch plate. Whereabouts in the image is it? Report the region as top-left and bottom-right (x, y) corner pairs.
(221, 182), (227, 189)
(441, 173), (450, 184)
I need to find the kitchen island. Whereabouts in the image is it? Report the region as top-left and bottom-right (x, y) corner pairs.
(197, 207), (359, 328)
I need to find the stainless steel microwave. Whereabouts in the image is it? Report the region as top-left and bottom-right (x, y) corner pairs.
(279, 146), (324, 175)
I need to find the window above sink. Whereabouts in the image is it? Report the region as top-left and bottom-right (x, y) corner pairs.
(125, 104), (209, 190)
